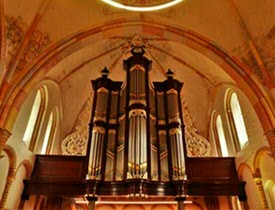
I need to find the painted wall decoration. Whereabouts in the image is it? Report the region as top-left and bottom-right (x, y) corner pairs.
(6, 16), (28, 65)
(231, 43), (262, 80)
(231, 26), (275, 82)
(19, 30), (51, 70)
(256, 26), (275, 77)
(6, 15), (51, 71)
(62, 95), (211, 157)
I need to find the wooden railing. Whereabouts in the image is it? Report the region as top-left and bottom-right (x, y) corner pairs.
(30, 155), (87, 182)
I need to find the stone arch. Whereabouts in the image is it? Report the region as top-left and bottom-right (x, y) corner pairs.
(16, 159), (32, 179)
(1, 19), (274, 142)
(237, 162), (252, 181)
(2, 144), (17, 179)
(237, 160), (266, 209)
(247, 146), (272, 209)
(207, 82), (235, 139)
(253, 146), (271, 172)
(209, 110), (221, 156)
(0, 145), (17, 209)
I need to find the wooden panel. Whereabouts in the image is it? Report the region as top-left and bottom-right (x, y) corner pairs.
(31, 155), (87, 182)
(186, 157), (239, 182)
(23, 156), (246, 199)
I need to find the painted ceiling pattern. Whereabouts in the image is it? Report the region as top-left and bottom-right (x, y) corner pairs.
(6, 15), (51, 71)
(1, 0), (275, 142)
(231, 25), (275, 82)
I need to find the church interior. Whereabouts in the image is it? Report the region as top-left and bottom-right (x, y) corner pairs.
(0, 0), (275, 209)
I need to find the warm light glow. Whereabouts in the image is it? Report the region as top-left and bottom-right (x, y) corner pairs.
(216, 115), (229, 157)
(101, 0), (183, 11)
(230, 93), (249, 149)
(41, 111), (53, 154)
(23, 90), (42, 147)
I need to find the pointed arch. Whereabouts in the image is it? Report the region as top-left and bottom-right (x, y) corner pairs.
(225, 89), (249, 152)
(0, 145), (17, 209)
(210, 110), (221, 156)
(23, 85), (48, 151)
(16, 159), (32, 179)
(211, 110), (229, 157)
(2, 144), (17, 177)
(237, 162), (252, 181)
(253, 146), (272, 170)
(0, 19), (274, 147)
(41, 106), (58, 154)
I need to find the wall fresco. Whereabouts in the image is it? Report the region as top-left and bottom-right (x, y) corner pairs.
(256, 26), (275, 75)
(231, 42), (262, 80)
(6, 16), (51, 71)
(231, 26), (275, 82)
(6, 16), (28, 65)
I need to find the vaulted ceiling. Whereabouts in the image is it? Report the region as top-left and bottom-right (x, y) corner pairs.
(1, 0), (275, 139)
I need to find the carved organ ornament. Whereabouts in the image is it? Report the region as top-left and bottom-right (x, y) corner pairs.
(22, 46), (246, 208)
(84, 46), (189, 186)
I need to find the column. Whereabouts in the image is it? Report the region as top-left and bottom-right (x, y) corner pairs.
(86, 197), (97, 210)
(176, 197), (185, 210)
(265, 129), (275, 161)
(253, 169), (268, 209)
(253, 177), (268, 209)
(0, 127), (11, 156)
(0, 171), (15, 209)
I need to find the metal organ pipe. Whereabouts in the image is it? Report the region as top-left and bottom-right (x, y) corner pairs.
(125, 49), (150, 180)
(88, 47), (185, 187)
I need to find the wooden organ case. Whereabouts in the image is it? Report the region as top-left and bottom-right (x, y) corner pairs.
(22, 46), (246, 209)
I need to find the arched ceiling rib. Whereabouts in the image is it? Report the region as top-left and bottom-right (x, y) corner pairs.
(44, 34), (235, 137)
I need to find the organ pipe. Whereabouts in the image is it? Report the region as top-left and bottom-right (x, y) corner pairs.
(88, 46), (186, 187)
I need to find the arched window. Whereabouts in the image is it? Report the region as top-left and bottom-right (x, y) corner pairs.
(41, 107), (58, 154)
(229, 92), (249, 150)
(264, 180), (275, 209)
(23, 86), (48, 151)
(216, 115), (229, 157)
(211, 112), (229, 157)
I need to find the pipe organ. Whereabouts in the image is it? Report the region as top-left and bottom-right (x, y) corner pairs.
(22, 45), (246, 209)
(88, 46), (186, 185)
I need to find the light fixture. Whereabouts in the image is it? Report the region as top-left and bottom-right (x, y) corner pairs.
(101, 0), (183, 11)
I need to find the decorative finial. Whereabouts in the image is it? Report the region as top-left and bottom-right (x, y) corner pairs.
(131, 45), (145, 56)
(166, 69), (174, 79)
(101, 67), (110, 77)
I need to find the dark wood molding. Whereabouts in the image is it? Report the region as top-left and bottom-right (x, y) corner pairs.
(22, 155), (246, 200)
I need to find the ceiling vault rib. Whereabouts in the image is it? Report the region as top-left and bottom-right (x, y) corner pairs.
(147, 43), (215, 86)
(227, 0), (275, 91)
(59, 42), (126, 83)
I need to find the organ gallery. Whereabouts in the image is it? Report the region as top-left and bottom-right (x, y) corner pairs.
(22, 45), (246, 209)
